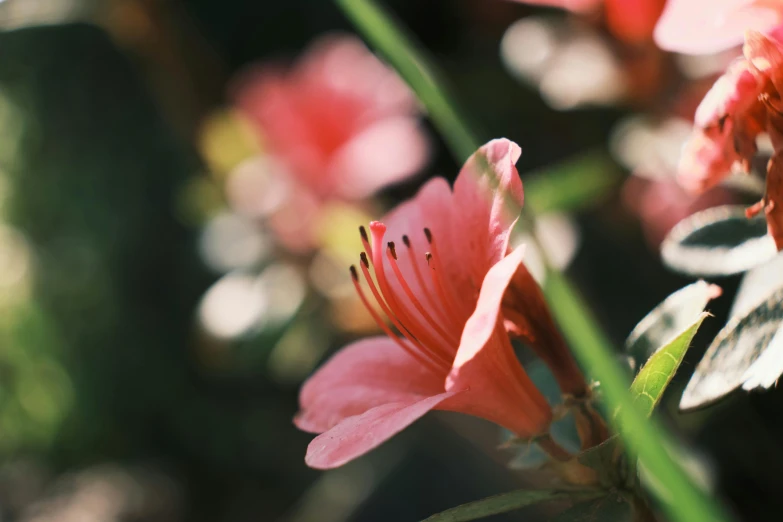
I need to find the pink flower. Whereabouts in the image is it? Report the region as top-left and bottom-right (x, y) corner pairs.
(655, 0), (783, 55)
(295, 139), (588, 469)
(679, 29), (783, 249)
(231, 35), (429, 250)
(511, 0), (666, 43)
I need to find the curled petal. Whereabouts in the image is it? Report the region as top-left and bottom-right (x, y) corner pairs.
(295, 337), (445, 434)
(453, 139), (525, 283)
(304, 391), (462, 469)
(446, 246), (553, 438)
(744, 30), (783, 93)
(694, 61), (761, 128)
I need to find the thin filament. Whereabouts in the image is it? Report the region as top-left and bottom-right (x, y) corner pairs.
(359, 258), (451, 369)
(386, 244), (460, 355)
(351, 267), (443, 374)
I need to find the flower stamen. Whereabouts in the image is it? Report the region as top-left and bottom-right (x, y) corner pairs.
(386, 242), (461, 352)
(425, 228), (473, 321)
(401, 234), (452, 327)
(350, 265), (444, 373)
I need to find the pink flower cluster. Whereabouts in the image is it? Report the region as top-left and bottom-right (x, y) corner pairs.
(677, 29), (783, 249)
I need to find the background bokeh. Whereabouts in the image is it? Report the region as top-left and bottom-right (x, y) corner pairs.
(0, 0), (782, 520)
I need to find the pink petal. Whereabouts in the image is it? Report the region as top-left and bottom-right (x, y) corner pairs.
(654, 0), (782, 55)
(377, 140), (526, 327)
(328, 117), (430, 200)
(381, 177), (475, 323)
(295, 337), (445, 434)
(304, 390), (462, 469)
(453, 139), (525, 285)
(233, 69), (332, 195)
(678, 125), (741, 193)
(445, 246), (552, 438)
(693, 60), (761, 128)
(744, 30), (783, 94)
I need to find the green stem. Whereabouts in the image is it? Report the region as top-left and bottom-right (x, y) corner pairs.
(544, 273), (728, 522)
(335, 0), (732, 521)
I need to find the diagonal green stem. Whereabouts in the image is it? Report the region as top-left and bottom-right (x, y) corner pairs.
(335, 0), (732, 521)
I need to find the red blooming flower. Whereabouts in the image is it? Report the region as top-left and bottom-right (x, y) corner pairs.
(677, 28), (783, 249)
(655, 0), (783, 55)
(295, 139), (588, 469)
(231, 35), (429, 251)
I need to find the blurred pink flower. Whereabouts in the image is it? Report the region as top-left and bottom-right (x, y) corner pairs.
(512, 0), (666, 43)
(655, 0), (783, 55)
(232, 35), (429, 251)
(679, 29), (783, 249)
(295, 139), (587, 469)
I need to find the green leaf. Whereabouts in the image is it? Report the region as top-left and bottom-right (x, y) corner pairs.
(625, 281), (719, 367)
(661, 205), (776, 277)
(730, 251), (783, 319)
(577, 436), (631, 489)
(630, 313), (708, 417)
(525, 151), (620, 215)
(740, 325), (783, 391)
(551, 495), (633, 522)
(544, 272), (731, 522)
(681, 286), (783, 410)
(724, 254), (783, 392)
(421, 489), (604, 522)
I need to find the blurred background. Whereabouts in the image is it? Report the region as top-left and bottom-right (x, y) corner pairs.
(0, 0), (781, 520)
